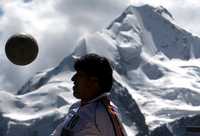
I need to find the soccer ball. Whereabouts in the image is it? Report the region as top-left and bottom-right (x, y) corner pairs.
(5, 34), (39, 66)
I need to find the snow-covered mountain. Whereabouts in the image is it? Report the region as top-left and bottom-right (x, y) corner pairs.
(1, 5), (200, 136)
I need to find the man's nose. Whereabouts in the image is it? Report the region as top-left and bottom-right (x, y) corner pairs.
(71, 73), (76, 81)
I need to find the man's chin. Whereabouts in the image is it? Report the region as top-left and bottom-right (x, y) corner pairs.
(73, 91), (80, 99)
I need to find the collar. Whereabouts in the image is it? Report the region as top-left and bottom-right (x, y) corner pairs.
(80, 92), (110, 106)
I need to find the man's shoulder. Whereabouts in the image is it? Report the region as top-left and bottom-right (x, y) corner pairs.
(94, 96), (118, 110)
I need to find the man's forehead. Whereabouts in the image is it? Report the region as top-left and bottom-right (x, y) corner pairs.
(76, 70), (90, 76)
(76, 70), (86, 74)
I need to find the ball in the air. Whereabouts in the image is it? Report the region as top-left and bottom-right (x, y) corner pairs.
(5, 34), (39, 66)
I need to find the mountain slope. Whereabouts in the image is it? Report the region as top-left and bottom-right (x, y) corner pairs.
(1, 5), (200, 136)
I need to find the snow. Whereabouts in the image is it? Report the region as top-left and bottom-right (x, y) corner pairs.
(154, 6), (174, 21)
(1, 4), (200, 136)
(73, 31), (120, 65)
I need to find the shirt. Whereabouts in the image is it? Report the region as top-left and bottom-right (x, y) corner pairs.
(50, 93), (117, 136)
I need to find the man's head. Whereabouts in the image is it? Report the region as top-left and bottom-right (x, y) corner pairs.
(71, 54), (113, 102)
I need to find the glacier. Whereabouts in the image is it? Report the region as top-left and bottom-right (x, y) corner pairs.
(1, 5), (200, 136)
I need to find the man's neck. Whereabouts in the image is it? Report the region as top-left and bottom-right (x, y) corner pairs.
(80, 93), (109, 106)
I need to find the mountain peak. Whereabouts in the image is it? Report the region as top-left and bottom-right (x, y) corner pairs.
(154, 6), (174, 20)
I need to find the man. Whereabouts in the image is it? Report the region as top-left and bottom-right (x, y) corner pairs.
(51, 54), (127, 136)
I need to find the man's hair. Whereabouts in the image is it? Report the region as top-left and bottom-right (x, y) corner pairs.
(74, 54), (113, 93)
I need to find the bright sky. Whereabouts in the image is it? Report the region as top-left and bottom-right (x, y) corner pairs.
(0, 0), (199, 92)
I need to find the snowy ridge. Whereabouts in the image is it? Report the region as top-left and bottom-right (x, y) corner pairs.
(154, 6), (174, 20)
(17, 55), (75, 95)
(1, 5), (200, 136)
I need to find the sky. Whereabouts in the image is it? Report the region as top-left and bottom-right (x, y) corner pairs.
(0, 0), (199, 92)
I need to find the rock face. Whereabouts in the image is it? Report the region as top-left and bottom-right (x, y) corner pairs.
(1, 4), (200, 136)
(151, 115), (200, 136)
(111, 81), (150, 136)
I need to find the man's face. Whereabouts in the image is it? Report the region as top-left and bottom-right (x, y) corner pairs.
(71, 70), (100, 102)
